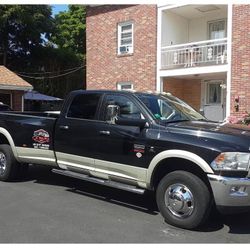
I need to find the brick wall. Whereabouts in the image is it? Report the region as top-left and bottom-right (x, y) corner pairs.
(12, 91), (23, 111)
(86, 5), (157, 91)
(231, 5), (250, 118)
(163, 78), (201, 111)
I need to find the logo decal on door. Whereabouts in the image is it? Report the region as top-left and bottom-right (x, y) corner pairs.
(32, 129), (50, 149)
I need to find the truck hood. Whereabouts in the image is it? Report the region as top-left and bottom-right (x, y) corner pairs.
(161, 120), (250, 152)
(169, 120), (250, 138)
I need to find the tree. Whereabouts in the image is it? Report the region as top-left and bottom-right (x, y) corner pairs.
(51, 5), (86, 60)
(0, 5), (86, 98)
(0, 5), (54, 66)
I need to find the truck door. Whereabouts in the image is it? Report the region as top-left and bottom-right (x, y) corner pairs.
(93, 93), (149, 182)
(54, 92), (103, 174)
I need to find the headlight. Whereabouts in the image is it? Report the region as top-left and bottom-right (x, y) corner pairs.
(211, 152), (250, 171)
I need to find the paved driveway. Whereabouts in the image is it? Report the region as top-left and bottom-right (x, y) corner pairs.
(0, 165), (250, 243)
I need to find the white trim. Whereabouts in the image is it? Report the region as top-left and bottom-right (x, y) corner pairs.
(117, 82), (134, 91)
(205, 80), (224, 105)
(10, 92), (13, 109)
(159, 64), (228, 77)
(117, 21), (134, 55)
(207, 19), (227, 40)
(161, 38), (227, 50)
(56, 151), (95, 170)
(21, 93), (24, 112)
(226, 3), (233, 118)
(156, 6), (162, 92)
(146, 149), (214, 186)
(95, 158), (147, 182)
(0, 85), (33, 91)
(16, 147), (57, 166)
(56, 151), (147, 188)
(157, 4), (188, 11)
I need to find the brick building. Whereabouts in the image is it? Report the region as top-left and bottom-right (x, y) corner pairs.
(0, 66), (33, 111)
(86, 4), (250, 122)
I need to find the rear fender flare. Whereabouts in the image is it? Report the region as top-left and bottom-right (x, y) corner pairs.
(0, 127), (18, 159)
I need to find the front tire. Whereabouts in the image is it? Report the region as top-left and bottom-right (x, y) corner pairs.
(0, 144), (19, 181)
(156, 170), (211, 229)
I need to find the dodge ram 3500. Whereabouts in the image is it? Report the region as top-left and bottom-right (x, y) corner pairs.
(0, 90), (250, 229)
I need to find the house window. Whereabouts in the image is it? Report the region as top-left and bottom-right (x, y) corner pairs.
(208, 19), (227, 40)
(206, 82), (222, 104)
(117, 21), (133, 55)
(117, 82), (134, 91)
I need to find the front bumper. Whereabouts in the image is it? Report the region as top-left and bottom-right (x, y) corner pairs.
(208, 174), (250, 212)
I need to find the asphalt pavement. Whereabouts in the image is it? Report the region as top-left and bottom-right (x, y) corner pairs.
(0, 165), (250, 243)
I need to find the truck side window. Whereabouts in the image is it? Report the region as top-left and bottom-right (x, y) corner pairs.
(104, 95), (143, 121)
(67, 94), (101, 120)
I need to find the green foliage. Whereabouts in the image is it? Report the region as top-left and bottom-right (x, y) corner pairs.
(0, 5), (54, 65)
(51, 5), (86, 60)
(0, 5), (86, 99)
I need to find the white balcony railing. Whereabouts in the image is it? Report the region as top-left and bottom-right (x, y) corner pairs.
(161, 38), (228, 70)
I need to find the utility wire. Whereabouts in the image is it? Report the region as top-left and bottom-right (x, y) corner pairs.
(16, 65), (84, 75)
(17, 66), (85, 80)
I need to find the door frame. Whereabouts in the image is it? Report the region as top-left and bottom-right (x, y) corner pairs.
(201, 79), (226, 121)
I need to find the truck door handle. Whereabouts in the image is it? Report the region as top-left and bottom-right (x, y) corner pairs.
(59, 125), (69, 130)
(99, 130), (110, 136)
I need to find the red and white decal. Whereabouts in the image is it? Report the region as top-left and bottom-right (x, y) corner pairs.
(32, 129), (50, 144)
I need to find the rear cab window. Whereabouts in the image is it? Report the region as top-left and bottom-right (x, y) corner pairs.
(67, 93), (102, 120)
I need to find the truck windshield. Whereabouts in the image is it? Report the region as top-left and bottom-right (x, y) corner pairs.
(137, 93), (206, 123)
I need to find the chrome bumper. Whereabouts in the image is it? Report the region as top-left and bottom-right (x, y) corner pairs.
(208, 174), (250, 208)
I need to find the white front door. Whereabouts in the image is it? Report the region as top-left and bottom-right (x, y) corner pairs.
(203, 81), (225, 122)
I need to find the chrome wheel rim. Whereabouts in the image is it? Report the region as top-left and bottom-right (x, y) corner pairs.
(0, 152), (7, 176)
(165, 183), (194, 218)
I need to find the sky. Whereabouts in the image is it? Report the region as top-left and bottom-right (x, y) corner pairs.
(51, 4), (69, 16)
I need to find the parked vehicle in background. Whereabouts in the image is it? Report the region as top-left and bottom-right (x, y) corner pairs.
(0, 90), (250, 230)
(0, 102), (12, 111)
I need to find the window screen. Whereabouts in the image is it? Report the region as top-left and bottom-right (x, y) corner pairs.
(67, 93), (101, 120)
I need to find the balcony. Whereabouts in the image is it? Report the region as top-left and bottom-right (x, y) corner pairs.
(161, 38), (227, 70)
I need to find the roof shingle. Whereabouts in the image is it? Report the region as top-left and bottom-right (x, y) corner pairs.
(0, 66), (33, 90)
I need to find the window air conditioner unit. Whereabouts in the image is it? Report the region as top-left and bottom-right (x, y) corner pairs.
(119, 46), (132, 54)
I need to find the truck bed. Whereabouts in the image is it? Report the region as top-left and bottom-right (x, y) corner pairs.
(0, 111), (57, 154)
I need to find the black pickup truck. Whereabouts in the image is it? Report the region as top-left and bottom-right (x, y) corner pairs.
(0, 90), (250, 229)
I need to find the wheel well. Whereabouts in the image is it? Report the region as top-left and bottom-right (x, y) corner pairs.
(151, 157), (212, 192)
(0, 134), (10, 145)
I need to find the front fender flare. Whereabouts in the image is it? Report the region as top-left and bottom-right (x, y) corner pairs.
(146, 149), (214, 187)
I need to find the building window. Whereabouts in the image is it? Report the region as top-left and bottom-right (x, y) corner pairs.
(117, 21), (134, 55)
(206, 82), (222, 104)
(117, 82), (134, 91)
(208, 19), (227, 40)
